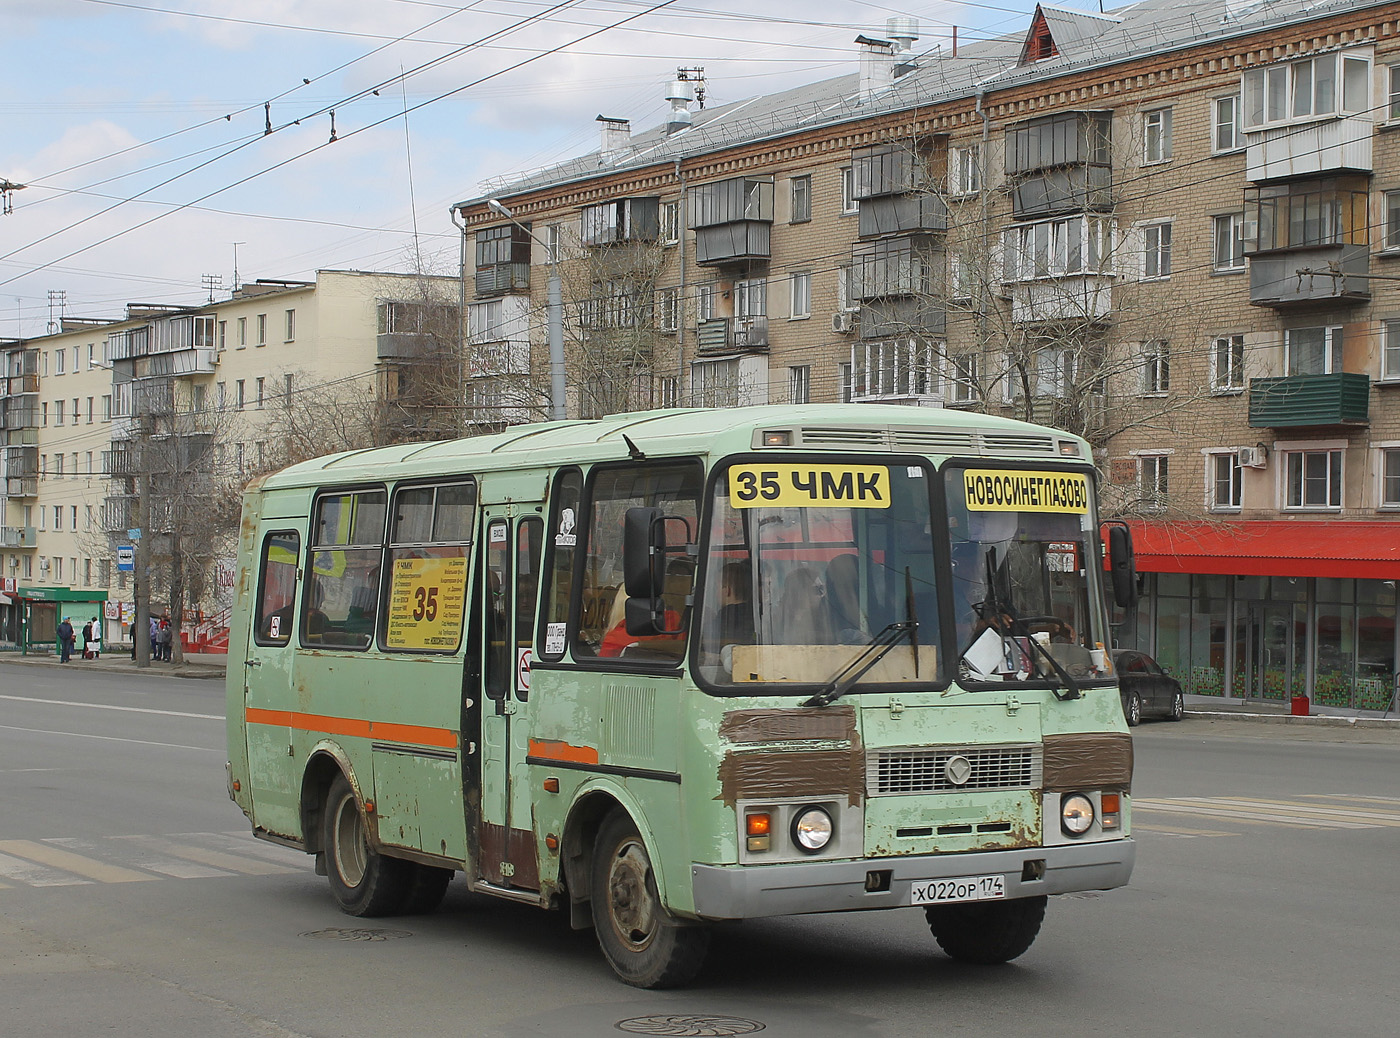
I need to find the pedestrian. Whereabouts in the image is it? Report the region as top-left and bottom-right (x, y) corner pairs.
(150, 615), (160, 659)
(158, 616), (173, 662)
(57, 617), (75, 663)
(81, 619), (93, 659)
(88, 617), (102, 659)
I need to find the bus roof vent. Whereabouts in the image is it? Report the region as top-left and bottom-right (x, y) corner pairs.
(795, 426), (890, 449)
(890, 428), (979, 454)
(979, 432), (1059, 456)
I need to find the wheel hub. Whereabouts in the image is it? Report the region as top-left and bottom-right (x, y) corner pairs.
(608, 840), (657, 949)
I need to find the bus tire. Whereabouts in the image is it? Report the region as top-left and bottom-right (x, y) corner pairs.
(401, 864), (453, 915)
(925, 894), (1046, 964)
(322, 774), (410, 917)
(590, 810), (709, 989)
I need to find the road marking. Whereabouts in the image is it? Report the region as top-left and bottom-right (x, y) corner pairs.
(113, 835), (298, 876)
(1133, 797), (1382, 830)
(0, 723), (220, 753)
(45, 838), (231, 880)
(0, 851), (91, 887)
(1132, 822), (1236, 838)
(1192, 796), (1400, 825)
(1297, 793), (1400, 807)
(0, 694), (221, 720)
(0, 840), (155, 883)
(194, 832), (306, 866)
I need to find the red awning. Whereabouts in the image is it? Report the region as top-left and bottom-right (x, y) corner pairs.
(1126, 519), (1400, 579)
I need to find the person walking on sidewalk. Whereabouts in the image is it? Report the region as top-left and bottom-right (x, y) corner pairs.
(157, 615), (173, 662)
(57, 617), (75, 663)
(87, 617), (102, 659)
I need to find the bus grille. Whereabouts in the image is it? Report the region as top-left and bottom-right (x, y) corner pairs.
(868, 744), (1042, 795)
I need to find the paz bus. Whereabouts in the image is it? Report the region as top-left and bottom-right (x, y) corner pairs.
(225, 404), (1137, 988)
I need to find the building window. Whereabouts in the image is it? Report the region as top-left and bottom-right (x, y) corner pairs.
(256, 377), (265, 409)
(1384, 320), (1400, 381)
(1213, 95), (1242, 152)
(218, 321), (227, 350)
(72, 398), (78, 424)
(790, 271), (811, 319)
(55, 350), (65, 375)
(284, 373), (294, 403)
(1384, 192), (1400, 252)
(1243, 51), (1371, 130)
(1143, 222), (1172, 278)
(54, 505), (62, 530)
(1002, 215), (1114, 280)
(692, 358), (742, 408)
(1381, 448), (1400, 508)
(71, 505), (77, 531)
(1142, 340), (1170, 395)
(658, 376), (679, 408)
(101, 395), (111, 420)
(236, 317), (247, 347)
(1213, 213), (1245, 271)
(788, 365), (810, 404)
(54, 401), (63, 426)
(1286, 326), (1343, 376)
(951, 353), (979, 404)
(284, 309), (296, 341)
(1139, 454), (1169, 510)
(235, 379), (246, 410)
(255, 313), (266, 346)
(660, 203), (679, 246)
(790, 175), (811, 223)
(848, 339), (937, 400)
(86, 397), (93, 423)
(656, 287), (679, 333)
(1285, 448), (1342, 509)
(1143, 108), (1173, 163)
(837, 265), (854, 312)
(840, 167), (857, 215)
(949, 144), (981, 195)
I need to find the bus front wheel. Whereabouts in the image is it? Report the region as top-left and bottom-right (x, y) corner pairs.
(925, 894), (1046, 964)
(322, 774), (410, 916)
(589, 810), (710, 989)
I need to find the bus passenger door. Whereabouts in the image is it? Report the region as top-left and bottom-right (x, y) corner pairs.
(477, 510), (544, 890)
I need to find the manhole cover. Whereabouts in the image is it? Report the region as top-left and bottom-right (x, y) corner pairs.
(299, 927), (413, 941)
(616, 1016), (765, 1036)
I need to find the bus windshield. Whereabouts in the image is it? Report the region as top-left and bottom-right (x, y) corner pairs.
(946, 466), (1111, 685)
(696, 459), (940, 691)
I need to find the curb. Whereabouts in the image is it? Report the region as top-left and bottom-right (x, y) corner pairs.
(0, 655), (226, 681)
(1185, 709), (1398, 730)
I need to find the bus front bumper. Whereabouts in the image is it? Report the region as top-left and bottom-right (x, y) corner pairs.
(689, 837), (1135, 921)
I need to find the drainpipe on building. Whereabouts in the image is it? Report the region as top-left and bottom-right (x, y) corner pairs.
(675, 158), (687, 406)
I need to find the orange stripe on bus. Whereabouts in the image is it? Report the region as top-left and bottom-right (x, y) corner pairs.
(245, 708), (458, 750)
(528, 739), (600, 765)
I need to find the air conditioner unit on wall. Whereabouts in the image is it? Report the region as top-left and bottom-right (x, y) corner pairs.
(1238, 446), (1268, 468)
(830, 310), (856, 334)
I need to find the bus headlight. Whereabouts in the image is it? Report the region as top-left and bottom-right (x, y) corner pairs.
(791, 806), (834, 852)
(1061, 793), (1095, 836)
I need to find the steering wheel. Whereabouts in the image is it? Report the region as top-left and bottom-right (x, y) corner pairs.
(1019, 615), (1075, 642)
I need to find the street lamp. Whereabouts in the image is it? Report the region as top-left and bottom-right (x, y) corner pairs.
(486, 199), (567, 422)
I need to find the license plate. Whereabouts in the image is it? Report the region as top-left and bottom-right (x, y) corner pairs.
(910, 874), (1005, 905)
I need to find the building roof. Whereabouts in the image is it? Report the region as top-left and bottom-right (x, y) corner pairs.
(460, 0), (1384, 208)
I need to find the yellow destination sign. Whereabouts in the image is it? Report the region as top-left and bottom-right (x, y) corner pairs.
(730, 465), (891, 509)
(385, 555), (468, 650)
(963, 470), (1089, 514)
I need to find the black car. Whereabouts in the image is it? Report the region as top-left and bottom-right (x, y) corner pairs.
(1112, 650), (1185, 726)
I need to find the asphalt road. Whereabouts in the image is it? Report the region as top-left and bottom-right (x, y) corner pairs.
(1, 663), (1397, 1037)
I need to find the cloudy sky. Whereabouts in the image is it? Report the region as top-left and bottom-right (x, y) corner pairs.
(1, 0), (1054, 336)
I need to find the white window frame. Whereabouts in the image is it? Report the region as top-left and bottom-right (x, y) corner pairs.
(788, 365), (810, 404)
(1242, 51), (1370, 132)
(658, 287), (679, 333)
(848, 339), (939, 401)
(1143, 107), (1173, 164)
(236, 317), (247, 348)
(1285, 325), (1343, 376)
(1143, 221), (1172, 279)
(789, 271), (811, 320)
(659, 205), (679, 247)
(1141, 340), (1170, 395)
(1135, 452), (1171, 511)
(1382, 319), (1400, 382)
(1002, 215), (1113, 281)
(1213, 95), (1242, 153)
(948, 144), (981, 196)
(55, 350), (65, 375)
(1277, 439), (1346, 511)
(790, 175), (811, 224)
(284, 309), (296, 342)
(950, 353), (979, 404)
(1211, 334), (1246, 394)
(1376, 442), (1400, 509)
(840, 167), (857, 215)
(1213, 213), (1245, 271)
(1204, 449), (1243, 512)
(1384, 191), (1400, 252)
(691, 357), (742, 408)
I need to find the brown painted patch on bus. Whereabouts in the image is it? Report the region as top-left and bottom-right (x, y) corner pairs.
(717, 748), (864, 808)
(719, 705), (856, 744)
(1042, 732), (1133, 792)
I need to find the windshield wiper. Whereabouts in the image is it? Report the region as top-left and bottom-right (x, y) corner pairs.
(803, 621), (917, 709)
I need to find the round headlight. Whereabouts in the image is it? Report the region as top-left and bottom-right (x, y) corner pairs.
(1061, 793), (1095, 836)
(791, 806), (834, 852)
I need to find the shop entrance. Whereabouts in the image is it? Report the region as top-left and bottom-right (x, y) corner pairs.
(1235, 598), (1304, 702)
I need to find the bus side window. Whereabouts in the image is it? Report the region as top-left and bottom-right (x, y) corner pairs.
(515, 517), (544, 699)
(485, 519), (511, 701)
(254, 531), (300, 646)
(539, 469), (583, 661)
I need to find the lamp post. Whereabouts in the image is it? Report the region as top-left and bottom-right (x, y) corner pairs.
(486, 199), (566, 422)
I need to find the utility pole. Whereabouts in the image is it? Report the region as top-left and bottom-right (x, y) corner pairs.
(133, 414), (152, 668)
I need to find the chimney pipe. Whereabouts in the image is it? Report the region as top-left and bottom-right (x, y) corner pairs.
(597, 115), (631, 162)
(856, 35), (895, 101)
(665, 78), (694, 135)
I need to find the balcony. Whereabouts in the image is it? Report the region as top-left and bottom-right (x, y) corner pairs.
(0, 526), (36, 548)
(1248, 372), (1369, 428)
(858, 194), (946, 239)
(4, 477), (37, 498)
(1005, 111), (1113, 220)
(1010, 165), (1113, 220)
(581, 197), (660, 246)
(475, 262), (529, 296)
(691, 177), (773, 267)
(1009, 275), (1114, 326)
(697, 315), (768, 354)
(1248, 244), (1369, 308)
(378, 332), (440, 360)
(859, 299), (945, 341)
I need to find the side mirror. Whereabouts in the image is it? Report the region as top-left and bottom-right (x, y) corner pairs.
(624, 506), (665, 599)
(624, 595), (663, 637)
(1107, 523), (1138, 609)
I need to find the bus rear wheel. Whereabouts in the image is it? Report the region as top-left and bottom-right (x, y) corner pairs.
(590, 810), (709, 989)
(401, 864), (453, 915)
(925, 895), (1046, 964)
(322, 774), (410, 917)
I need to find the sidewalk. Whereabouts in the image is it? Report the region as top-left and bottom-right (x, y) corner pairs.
(0, 649), (228, 680)
(1184, 692), (1399, 729)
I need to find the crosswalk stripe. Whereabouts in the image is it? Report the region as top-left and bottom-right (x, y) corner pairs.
(1181, 797), (1400, 825)
(1133, 800), (1374, 829)
(45, 838), (230, 880)
(1133, 822), (1235, 837)
(0, 840), (154, 883)
(0, 851), (91, 887)
(113, 835), (298, 876)
(193, 832), (306, 866)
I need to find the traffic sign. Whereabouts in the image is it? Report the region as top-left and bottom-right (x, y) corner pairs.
(117, 545), (135, 571)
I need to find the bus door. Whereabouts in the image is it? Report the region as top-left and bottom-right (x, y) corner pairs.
(477, 508), (545, 890)
(241, 525), (302, 838)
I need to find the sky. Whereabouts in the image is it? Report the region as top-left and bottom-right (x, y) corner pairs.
(1, 0), (1059, 338)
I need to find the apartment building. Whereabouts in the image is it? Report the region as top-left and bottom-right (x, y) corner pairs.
(0, 269), (459, 650)
(453, 0), (1400, 709)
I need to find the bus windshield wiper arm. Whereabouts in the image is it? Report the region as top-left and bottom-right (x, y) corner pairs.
(804, 621), (916, 709)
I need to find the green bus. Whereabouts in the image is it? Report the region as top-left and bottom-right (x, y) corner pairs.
(226, 404), (1137, 988)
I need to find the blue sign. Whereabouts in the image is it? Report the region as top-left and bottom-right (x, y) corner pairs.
(127, 529), (142, 540)
(117, 545), (135, 572)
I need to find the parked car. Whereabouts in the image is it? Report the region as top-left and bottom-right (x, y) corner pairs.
(1112, 650), (1185, 726)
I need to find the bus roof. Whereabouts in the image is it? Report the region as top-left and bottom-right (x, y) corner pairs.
(253, 404), (1090, 492)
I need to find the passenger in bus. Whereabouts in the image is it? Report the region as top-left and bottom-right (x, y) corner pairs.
(825, 553), (869, 644)
(776, 566), (833, 644)
(598, 560), (689, 658)
(714, 562), (754, 649)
